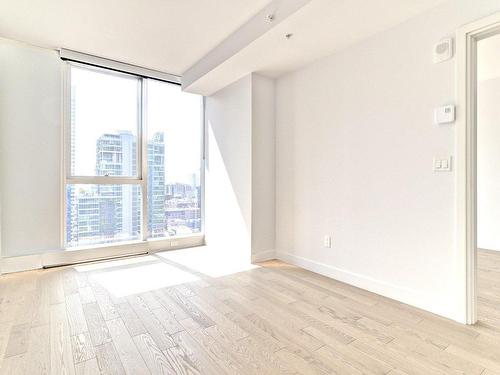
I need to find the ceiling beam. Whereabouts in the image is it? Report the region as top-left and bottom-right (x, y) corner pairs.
(181, 0), (311, 95)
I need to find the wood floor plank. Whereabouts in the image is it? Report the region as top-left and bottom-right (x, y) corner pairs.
(151, 306), (184, 336)
(445, 344), (500, 373)
(63, 270), (80, 296)
(2, 250), (500, 374)
(189, 295), (248, 341)
(172, 329), (226, 375)
(350, 339), (440, 375)
(223, 289), (323, 351)
(204, 324), (267, 375)
(133, 333), (174, 375)
(237, 335), (297, 374)
(0, 294), (21, 324)
(139, 292), (162, 310)
(92, 284), (120, 321)
(291, 299), (394, 344)
(245, 311), (323, 353)
(115, 302), (147, 337)
(82, 302), (111, 346)
(32, 274), (51, 327)
(179, 317), (245, 375)
(24, 324), (51, 375)
(0, 353), (26, 375)
(15, 290), (36, 325)
(0, 320), (13, 360)
(275, 347), (347, 375)
(106, 318), (149, 374)
(152, 289), (189, 321)
(66, 293), (89, 336)
(128, 295), (176, 350)
(78, 287), (96, 304)
(315, 343), (393, 375)
(4, 323), (30, 357)
(71, 332), (95, 364)
(75, 358), (100, 375)
(164, 287), (215, 328)
(50, 303), (76, 375)
(49, 272), (65, 305)
(163, 345), (203, 375)
(224, 310), (285, 352)
(389, 335), (484, 375)
(95, 342), (126, 375)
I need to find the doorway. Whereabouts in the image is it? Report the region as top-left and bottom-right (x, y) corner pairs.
(457, 13), (500, 325)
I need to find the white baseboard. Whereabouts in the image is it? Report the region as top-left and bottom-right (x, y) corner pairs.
(1, 235), (205, 274)
(0, 254), (42, 274)
(251, 249), (276, 263)
(0, 249), (148, 274)
(478, 247), (500, 253)
(276, 251), (459, 322)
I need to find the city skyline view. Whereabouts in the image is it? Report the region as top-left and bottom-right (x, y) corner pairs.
(70, 66), (201, 185)
(66, 66), (202, 247)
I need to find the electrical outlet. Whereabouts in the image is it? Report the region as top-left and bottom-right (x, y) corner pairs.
(170, 240), (179, 247)
(323, 235), (332, 248)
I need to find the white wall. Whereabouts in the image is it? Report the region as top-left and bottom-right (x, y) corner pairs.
(477, 35), (500, 252)
(205, 75), (253, 259)
(0, 38), (276, 267)
(275, 0), (500, 322)
(0, 38), (62, 258)
(251, 75), (275, 259)
(204, 73), (275, 262)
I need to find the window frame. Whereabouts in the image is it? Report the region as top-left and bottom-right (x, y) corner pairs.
(62, 61), (205, 249)
(66, 62), (144, 182)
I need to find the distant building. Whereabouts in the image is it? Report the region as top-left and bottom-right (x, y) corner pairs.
(166, 182), (194, 199)
(67, 130), (143, 246)
(66, 87), (78, 245)
(148, 132), (166, 238)
(67, 124), (200, 245)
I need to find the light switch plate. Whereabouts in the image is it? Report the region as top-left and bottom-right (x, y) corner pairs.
(434, 156), (452, 172)
(323, 235), (332, 248)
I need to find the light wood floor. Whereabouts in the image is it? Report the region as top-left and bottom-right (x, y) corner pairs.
(0, 249), (499, 374)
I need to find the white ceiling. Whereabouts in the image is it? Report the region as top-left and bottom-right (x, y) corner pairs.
(185, 0), (447, 94)
(0, 0), (271, 75)
(251, 0), (448, 77)
(0, 0), (446, 83)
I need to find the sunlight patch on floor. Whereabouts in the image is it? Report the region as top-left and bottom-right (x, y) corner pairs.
(88, 262), (199, 297)
(73, 255), (157, 272)
(157, 246), (259, 278)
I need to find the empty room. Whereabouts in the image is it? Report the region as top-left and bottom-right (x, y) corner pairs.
(2, 0), (500, 374)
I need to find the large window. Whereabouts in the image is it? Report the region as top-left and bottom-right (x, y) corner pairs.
(65, 63), (202, 248)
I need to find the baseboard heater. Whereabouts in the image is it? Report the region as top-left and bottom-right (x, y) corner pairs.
(42, 251), (149, 269)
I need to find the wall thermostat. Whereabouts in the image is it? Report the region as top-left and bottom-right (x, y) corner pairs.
(434, 104), (455, 124)
(433, 38), (453, 63)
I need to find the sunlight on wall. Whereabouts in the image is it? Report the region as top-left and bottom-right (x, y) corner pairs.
(204, 121), (251, 263)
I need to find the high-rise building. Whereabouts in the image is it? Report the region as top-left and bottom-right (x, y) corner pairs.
(67, 130), (143, 246)
(66, 86), (78, 246)
(95, 131), (141, 239)
(148, 132), (166, 238)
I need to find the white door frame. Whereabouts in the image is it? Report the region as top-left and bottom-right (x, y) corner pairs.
(456, 12), (500, 325)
